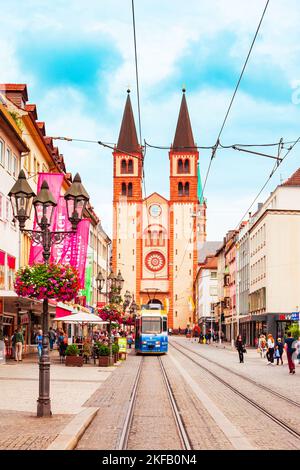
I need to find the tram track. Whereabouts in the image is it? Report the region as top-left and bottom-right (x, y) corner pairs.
(170, 341), (300, 442)
(171, 340), (300, 408)
(117, 355), (192, 450)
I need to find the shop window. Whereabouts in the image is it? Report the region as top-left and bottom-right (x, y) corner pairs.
(7, 255), (15, 290)
(6, 148), (11, 173)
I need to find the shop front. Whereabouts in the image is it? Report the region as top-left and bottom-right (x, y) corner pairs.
(276, 312), (299, 339)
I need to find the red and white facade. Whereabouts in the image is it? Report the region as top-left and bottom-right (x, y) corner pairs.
(112, 90), (206, 329)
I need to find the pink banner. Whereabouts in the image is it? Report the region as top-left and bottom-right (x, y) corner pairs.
(51, 195), (90, 288)
(28, 173), (90, 289)
(29, 173), (64, 265)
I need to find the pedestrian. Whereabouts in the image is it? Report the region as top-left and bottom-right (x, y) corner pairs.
(36, 329), (43, 358)
(285, 332), (296, 374)
(11, 329), (17, 360)
(258, 334), (267, 358)
(235, 334), (246, 363)
(58, 330), (67, 363)
(275, 337), (284, 365)
(266, 334), (275, 364)
(127, 332), (133, 349)
(15, 327), (24, 362)
(48, 327), (56, 352)
(297, 337), (300, 365)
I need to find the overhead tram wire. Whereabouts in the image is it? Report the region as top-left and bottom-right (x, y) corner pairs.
(199, 0), (270, 204)
(235, 135), (300, 230)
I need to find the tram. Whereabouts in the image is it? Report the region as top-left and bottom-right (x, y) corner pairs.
(135, 305), (168, 354)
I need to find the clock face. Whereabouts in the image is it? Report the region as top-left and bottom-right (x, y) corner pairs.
(149, 204), (161, 218)
(145, 251), (166, 272)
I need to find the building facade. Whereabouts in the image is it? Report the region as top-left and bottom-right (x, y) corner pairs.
(194, 255), (218, 334)
(112, 90), (206, 329)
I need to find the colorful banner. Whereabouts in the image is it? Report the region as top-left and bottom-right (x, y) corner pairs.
(29, 173), (64, 265)
(28, 173), (90, 289)
(82, 251), (93, 304)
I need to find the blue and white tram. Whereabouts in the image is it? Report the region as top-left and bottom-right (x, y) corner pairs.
(135, 307), (168, 354)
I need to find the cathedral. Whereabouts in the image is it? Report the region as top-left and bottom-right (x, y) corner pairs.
(112, 89), (206, 329)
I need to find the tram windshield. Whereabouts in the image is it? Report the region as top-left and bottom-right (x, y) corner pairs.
(141, 317), (161, 334)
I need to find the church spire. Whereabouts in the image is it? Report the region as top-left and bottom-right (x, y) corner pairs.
(173, 88), (196, 150)
(117, 90), (140, 154)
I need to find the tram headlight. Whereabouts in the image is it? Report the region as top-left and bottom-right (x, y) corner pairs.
(142, 341), (147, 345)
(155, 341), (160, 345)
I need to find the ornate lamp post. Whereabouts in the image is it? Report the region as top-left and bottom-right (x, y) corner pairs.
(8, 170), (89, 417)
(97, 269), (124, 366)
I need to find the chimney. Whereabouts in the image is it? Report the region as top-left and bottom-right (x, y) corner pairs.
(0, 84), (28, 109)
(257, 203), (263, 212)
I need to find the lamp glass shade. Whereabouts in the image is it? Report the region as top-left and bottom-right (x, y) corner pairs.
(116, 270), (124, 291)
(96, 271), (105, 292)
(64, 173), (89, 229)
(8, 170), (35, 227)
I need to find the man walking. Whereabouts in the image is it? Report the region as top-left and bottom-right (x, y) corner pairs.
(285, 332), (296, 374)
(48, 327), (56, 352)
(15, 327), (24, 362)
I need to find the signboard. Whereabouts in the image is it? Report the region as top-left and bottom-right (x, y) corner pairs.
(21, 313), (30, 325)
(118, 337), (127, 353)
(279, 313), (299, 321)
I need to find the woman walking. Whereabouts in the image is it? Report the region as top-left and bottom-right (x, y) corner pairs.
(235, 335), (245, 363)
(258, 334), (267, 358)
(267, 334), (275, 364)
(285, 332), (296, 374)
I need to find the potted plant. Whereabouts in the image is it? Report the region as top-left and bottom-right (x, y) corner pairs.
(98, 344), (110, 367)
(65, 344), (84, 367)
(112, 342), (119, 363)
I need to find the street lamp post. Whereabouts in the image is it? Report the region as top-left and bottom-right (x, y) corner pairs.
(8, 171), (89, 417)
(96, 269), (124, 366)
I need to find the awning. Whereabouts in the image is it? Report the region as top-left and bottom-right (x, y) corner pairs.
(54, 311), (109, 324)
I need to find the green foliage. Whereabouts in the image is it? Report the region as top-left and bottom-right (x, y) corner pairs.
(287, 323), (300, 339)
(65, 344), (79, 356)
(112, 343), (119, 354)
(98, 344), (110, 356)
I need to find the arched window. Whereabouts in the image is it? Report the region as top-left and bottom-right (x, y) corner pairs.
(158, 230), (164, 246)
(184, 182), (189, 196)
(184, 159), (190, 173)
(127, 159), (133, 173)
(121, 182), (127, 196)
(128, 182), (133, 197)
(177, 159), (183, 174)
(121, 159), (127, 174)
(178, 182), (183, 196)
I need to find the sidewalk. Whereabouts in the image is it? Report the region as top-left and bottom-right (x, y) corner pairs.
(0, 350), (119, 449)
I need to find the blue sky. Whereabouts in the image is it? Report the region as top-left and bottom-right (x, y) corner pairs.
(1, 0), (300, 239)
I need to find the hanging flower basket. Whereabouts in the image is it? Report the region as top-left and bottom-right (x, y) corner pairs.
(98, 303), (124, 324)
(14, 263), (80, 302)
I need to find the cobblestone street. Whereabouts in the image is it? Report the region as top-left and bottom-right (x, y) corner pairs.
(1, 339), (300, 450)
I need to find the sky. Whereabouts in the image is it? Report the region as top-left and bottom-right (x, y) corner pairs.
(1, 0), (300, 239)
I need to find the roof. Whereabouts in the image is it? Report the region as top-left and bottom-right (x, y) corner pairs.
(281, 168), (300, 187)
(200, 255), (218, 270)
(173, 90), (196, 150)
(117, 91), (140, 154)
(0, 84), (28, 101)
(198, 241), (223, 264)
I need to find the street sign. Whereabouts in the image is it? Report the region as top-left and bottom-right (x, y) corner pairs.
(291, 312), (299, 321)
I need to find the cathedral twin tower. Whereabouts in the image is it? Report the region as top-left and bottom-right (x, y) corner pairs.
(112, 90), (206, 329)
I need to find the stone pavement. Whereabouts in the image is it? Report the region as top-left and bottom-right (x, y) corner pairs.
(0, 350), (117, 449)
(171, 337), (300, 402)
